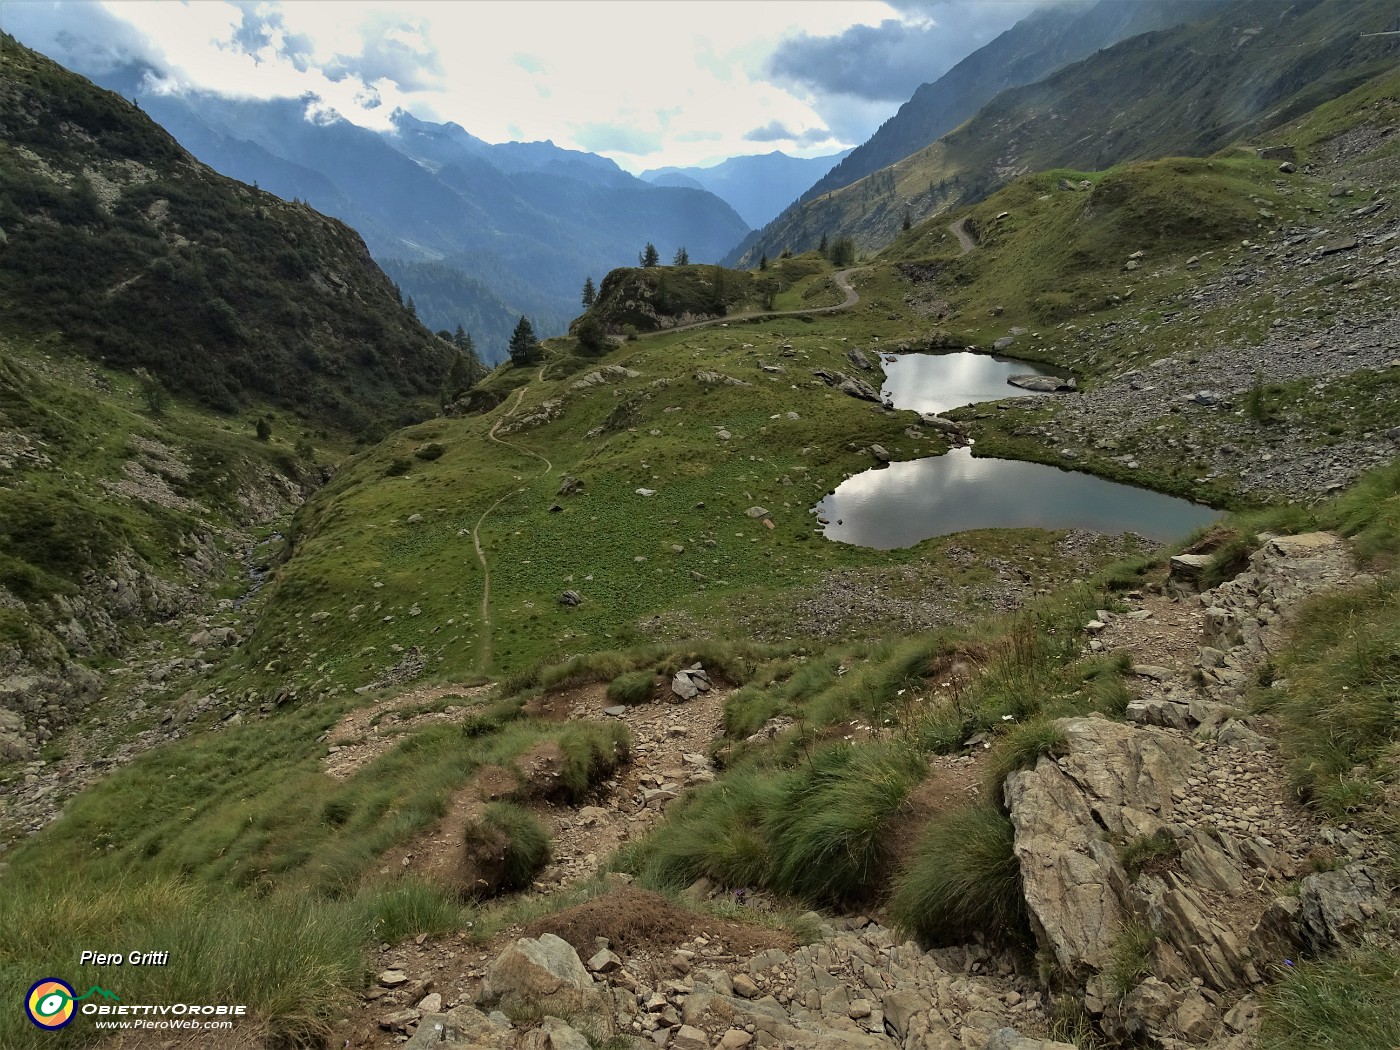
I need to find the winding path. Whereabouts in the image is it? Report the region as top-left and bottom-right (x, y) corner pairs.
(949, 217), (977, 256)
(470, 370), (554, 671)
(469, 270), (870, 672)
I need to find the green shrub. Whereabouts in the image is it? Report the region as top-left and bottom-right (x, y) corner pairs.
(890, 803), (1028, 946)
(414, 442), (446, 461)
(606, 670), (657, 705)
(384, 456), (411, 477)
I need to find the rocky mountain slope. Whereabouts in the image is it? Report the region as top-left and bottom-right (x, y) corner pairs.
(0, 34), (455, 425)
(736, 0), (1400, 264)
(68, 75), (751, 362)
(771, 0), (1228, 220)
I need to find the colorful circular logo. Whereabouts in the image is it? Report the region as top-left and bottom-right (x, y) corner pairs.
(26, 978), (76, 1030)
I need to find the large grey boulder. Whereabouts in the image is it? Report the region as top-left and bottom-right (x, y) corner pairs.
(1297, 865), (1387, 953)
(1007, 374), (1075, 393)
(484, 934), (593, 1000)
(1004, 717), (1196, 975)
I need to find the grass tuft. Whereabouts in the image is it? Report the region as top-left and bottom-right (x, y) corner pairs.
(889, 802), (1027, 946)
(1259, 950), (1400, 1050)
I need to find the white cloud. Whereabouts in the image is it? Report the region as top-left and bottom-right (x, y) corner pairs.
(5, 0), (1008, 168)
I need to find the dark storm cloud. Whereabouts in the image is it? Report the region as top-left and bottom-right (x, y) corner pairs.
(767, 1), (1037, 104)
(744, 121), (834, 145)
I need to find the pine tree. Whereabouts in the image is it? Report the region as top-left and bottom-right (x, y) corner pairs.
(902, 212), (912, 232)
(581, 276), (596, 307)
(819, 232), (829, 255)
(508, 316), (541, 367)
(640, 243), (660, 268)
(405, 296), (417, 318)
(673, 246), (689, 266)
(759, 253), (768, 271)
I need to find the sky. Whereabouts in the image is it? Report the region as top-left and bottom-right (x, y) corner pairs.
(3, 0), (1040, 172)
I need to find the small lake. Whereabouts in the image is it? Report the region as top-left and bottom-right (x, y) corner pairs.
(879, 351), (1065, 416)
(815, 448), (1219, 550)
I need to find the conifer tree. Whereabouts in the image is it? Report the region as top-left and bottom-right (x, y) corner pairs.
(640, 243), (660, 268)
(673, 246), (689, 266)
(581, 276), (596, 307)
(508, 316), (541, 367)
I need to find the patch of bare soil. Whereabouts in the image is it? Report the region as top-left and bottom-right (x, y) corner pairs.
(883, 752), (987, 879)
(323, 683), (492, 779)
(523, 887), (795, 955)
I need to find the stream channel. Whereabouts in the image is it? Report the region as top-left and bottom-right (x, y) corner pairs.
(815, 352), (1220, 550)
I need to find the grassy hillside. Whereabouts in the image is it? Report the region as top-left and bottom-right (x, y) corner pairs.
(0, 34), (455, 431)
(576, 254), (840, 336)
(740, 0), (1400, 263)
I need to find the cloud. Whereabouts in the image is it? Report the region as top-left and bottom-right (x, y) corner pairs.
(767, 1), (1034, 105)
(573, 122), (663, 156)
(744, 120), (833, 145)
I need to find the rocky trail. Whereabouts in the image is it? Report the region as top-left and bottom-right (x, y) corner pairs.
(315, 530), (1397, 1050)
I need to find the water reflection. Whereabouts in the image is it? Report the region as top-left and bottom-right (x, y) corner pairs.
(879, 351), (1064, 416)
(816, 448), (1219, 550)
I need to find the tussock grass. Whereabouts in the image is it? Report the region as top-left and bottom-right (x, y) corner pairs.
(768, 742), (927, 902)
(1118, 829), (1180, 879)
(1104, 922), (1159, 998)
(0, 877), (368, 1048)
(1267, 581), (1400, 815)
(555, 721), (630, 802)
(353, 879), (469, 943)
(1259, 950), (1400, 1050)
(889, 802), (1027, 946)
(617, 768), (784, 890)
(606, 669), (657, 705)
(467, 803), (552, 894)
(983, 718), (1068, 799)
(620, 740), (924, 905)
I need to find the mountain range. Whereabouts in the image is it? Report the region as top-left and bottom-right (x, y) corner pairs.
(641, 150), (850, 229)
(733, 0), (1400, 264)
(79, 70), (751, 363)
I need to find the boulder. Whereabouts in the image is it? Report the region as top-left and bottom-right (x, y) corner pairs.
(1297, 865), (1386, 953)
(868, 445), (891, 464)
(558, 476), (585, 496)
(1168, 553), (1213, 582)
(484, 934), (593, 1001)
(846, 348), (874, 371)
(671, 665), (712, 701)
(1005, 718), (1196, 975)
(559, 590), (583, 607)
(838, 377), (882, 402)
(1006, 374), (1076, 393)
